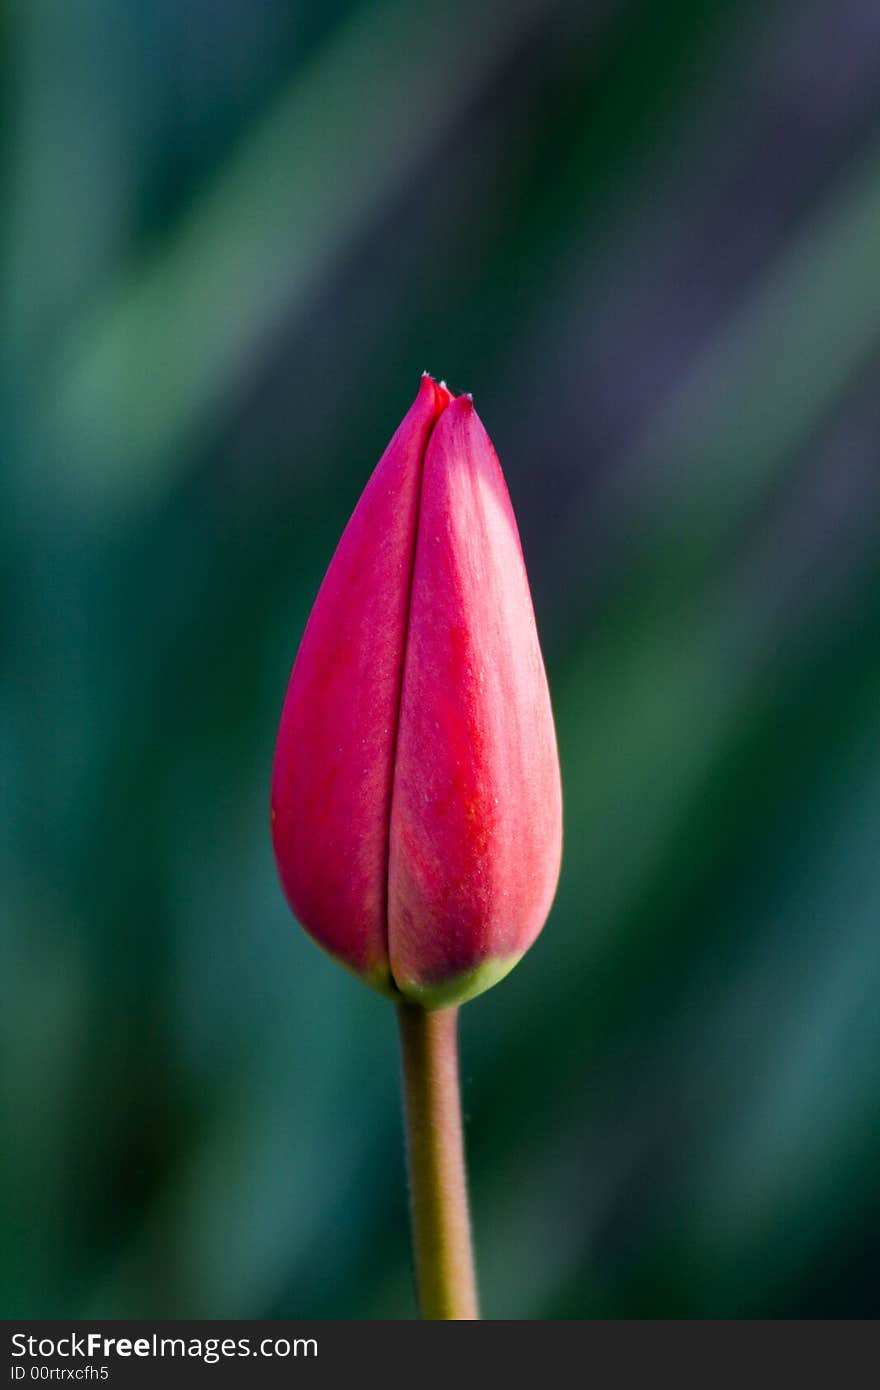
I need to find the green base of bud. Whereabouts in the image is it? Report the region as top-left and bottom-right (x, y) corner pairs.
(396, 954), (523, 1010)
(306, 929), (524, 1010)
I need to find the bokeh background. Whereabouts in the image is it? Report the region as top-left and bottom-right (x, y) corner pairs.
(4, 0), (880, 1319)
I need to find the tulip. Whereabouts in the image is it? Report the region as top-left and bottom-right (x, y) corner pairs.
(271, 375), (562, 1009)
(271, 376), (562, 1320)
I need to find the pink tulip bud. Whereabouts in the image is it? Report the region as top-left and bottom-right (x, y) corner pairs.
(271, 377), (562, 1008)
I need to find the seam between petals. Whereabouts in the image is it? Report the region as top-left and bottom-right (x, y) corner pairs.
(382, 390), (445, 989)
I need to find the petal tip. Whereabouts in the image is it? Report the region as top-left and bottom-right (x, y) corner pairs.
(418, 372), (455, 418)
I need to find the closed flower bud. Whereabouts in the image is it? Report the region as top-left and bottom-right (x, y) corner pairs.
(271, 376), (562, 1008)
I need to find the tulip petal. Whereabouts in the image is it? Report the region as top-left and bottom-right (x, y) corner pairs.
(388, 396), (562, 1006)
(271, 375), (451, 990)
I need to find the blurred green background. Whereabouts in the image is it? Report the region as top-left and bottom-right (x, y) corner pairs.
(4, 0), (880, 1319)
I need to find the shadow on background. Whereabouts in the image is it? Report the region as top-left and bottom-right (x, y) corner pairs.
(3, 0), (880, 1317)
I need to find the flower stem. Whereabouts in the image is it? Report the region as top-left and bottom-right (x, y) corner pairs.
(396, 1002), (479, 1319)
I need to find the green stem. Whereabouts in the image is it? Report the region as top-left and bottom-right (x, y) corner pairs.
(396, 1002), (479, 1319)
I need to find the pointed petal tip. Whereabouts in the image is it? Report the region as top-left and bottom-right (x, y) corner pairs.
(430, 390), (480, 442)
(417, 371), (455, 418)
